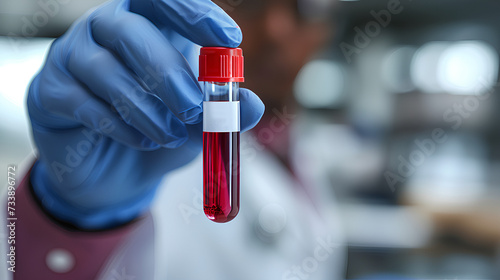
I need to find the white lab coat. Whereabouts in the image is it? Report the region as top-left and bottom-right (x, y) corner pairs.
(95, 127), (346, 280)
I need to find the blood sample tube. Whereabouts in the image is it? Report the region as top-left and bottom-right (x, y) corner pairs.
(199, 47), (244, 223)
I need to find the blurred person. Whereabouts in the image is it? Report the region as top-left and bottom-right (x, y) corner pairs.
(1, 0), (345, 279)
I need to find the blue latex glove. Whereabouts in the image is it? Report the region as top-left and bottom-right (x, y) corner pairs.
(27, 0), (264, 230)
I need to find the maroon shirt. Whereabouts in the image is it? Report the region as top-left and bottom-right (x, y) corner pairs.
(10, 168), (152, 280)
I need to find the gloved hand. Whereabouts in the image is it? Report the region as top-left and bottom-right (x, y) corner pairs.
(27, 0), (264, 230)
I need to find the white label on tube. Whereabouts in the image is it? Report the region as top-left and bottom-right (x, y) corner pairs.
(203, 101), (240, 132)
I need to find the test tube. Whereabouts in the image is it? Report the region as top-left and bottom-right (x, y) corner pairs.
(199, 47), (244, 223)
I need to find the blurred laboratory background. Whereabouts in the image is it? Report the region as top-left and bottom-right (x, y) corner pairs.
(2, 0), (500, 279)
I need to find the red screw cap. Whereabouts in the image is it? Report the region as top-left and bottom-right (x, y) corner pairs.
(198, 47), (244, 83)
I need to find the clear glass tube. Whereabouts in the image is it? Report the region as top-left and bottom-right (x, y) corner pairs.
(202, 82), (240, 223)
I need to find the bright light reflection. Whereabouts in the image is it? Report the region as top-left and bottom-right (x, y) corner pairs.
(411, 40), (498, 95)
(437, 41), (498, 95)
(294, 60), (345, 108)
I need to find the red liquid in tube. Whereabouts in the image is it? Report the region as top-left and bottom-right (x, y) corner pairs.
(203, 132), (240, 222)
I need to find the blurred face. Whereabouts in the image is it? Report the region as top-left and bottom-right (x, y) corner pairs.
(231, 0), (332, 110)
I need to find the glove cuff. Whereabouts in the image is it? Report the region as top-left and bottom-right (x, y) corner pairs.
(30, 161), (157, 230)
